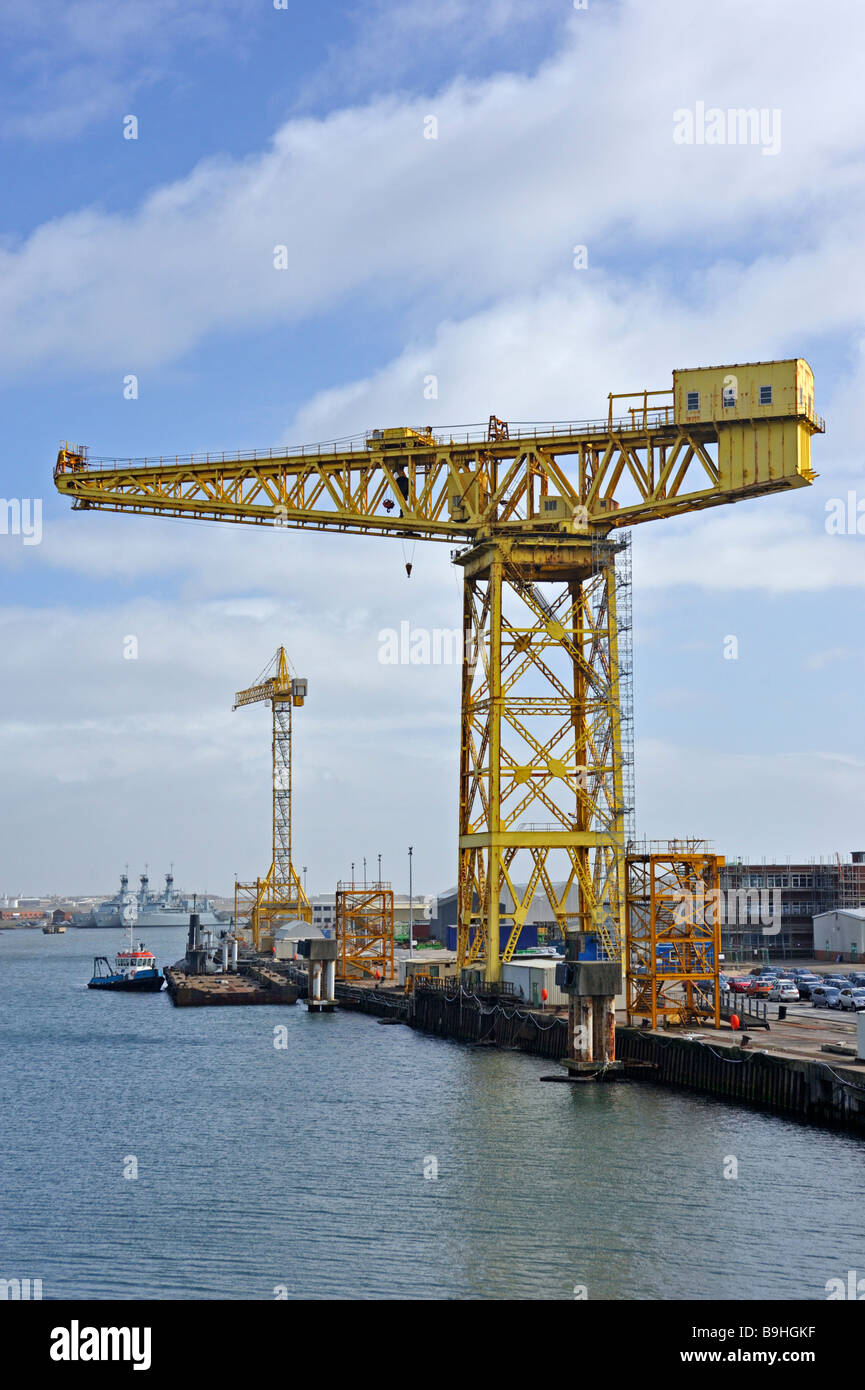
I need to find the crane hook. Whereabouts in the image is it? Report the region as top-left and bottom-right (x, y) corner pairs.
(405, 562), (412, 578)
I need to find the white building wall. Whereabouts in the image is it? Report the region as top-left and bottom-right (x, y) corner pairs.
(501, 961), (568, 1008)
(813, 910), (865, 959)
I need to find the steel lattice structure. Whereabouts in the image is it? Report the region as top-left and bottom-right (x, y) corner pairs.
(55, 360), (823, 1014)
(233, 647), (311, 948)
(335, 882), (395, 982)
(457, 538), (627, 975)
(626, 842), (723, 1028)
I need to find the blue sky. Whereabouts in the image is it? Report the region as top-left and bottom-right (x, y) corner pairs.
(1, 0), (864, 897)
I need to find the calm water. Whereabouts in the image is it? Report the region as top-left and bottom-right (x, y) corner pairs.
(1, 927), (863, 1300)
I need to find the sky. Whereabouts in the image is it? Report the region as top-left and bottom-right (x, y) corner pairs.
(1, 0), (864, 899)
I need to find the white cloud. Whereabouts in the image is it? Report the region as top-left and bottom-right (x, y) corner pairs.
(2, 0), (865, 373)
(0, 577), (460, 894)
(0, 0), (256, 139)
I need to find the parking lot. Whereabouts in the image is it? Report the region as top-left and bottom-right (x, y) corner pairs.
(704, 963), (865, 1061)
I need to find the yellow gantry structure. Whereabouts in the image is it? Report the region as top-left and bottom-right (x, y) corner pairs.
(232, 647), (311, 950)
(55, 359), (823, 983)
(335, 882), (396, 982)
(626, 842), (723, 1028)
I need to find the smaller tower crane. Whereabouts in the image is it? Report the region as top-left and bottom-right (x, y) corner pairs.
(233, 646), (311, 950)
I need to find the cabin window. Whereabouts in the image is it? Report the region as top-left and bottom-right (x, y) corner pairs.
(686, 391), (699, 412)
(759, 385), (772, 406)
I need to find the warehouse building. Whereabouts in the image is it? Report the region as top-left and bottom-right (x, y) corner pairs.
(431, 883), (578, 953)
(812, 908), (865, 963)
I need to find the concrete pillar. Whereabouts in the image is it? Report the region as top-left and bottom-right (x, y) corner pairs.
(302, 939), (338, 1012)
(231, 937), (238, 970)
(221, 940), (229, 971)
(571, 996), (594, 1065)
(559, 945), (622, 1077)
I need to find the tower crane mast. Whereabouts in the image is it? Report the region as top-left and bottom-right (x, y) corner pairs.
(233, 646), (311, 950)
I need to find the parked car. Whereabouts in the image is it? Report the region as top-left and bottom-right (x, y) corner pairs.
(795, 976), (821, 999)
(768, 980), (799, 1002)
(826, 977), (852, 991)
(838, 988), (865, 1012)
(747, 979), (774, 998)
(812, 986), (842, 1010)
(728, 977), (752, 993)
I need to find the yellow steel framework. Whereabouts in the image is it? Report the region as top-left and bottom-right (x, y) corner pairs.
(54, 360), (823, 986)
(457, 537), (627, 974)
(232, 646), (311, 949)
(626, 842), (723, 1028)
(335, 882), (395, 982)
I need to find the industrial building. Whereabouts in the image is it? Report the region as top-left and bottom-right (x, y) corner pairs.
(812, 908), (865, 963)
(312, 891), (433, 938)
(399, 953), (460, 988)
(431, 882), (579, 953)
(719, 853), (865, 960)
(273, 920), (326, 962)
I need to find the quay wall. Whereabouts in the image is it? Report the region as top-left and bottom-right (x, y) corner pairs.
(288, 970), (865, 1134)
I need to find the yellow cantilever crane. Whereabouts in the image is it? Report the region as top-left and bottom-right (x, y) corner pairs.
(55, 358), (823, 1066)
(232, 646), (312, 949)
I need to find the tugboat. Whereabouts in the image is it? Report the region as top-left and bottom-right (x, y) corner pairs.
(88, 904), (163, 992)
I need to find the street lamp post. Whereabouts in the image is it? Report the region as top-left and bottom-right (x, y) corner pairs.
(408, 846), (413, 960)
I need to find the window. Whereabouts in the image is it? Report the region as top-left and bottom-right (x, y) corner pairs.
(759, 385), (773, 406)
(686, 390), (700, 412)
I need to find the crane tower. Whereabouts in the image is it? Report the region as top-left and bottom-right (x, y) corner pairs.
(55, 358), (823, 1068)
(233, 646), (312, 949)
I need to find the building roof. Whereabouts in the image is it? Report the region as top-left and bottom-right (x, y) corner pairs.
(500, 955), (564, 973)
(273, 920), (326, 941)
(813, 908), (865, 922)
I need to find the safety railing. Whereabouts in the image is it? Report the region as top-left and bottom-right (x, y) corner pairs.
(55, 411), (686, 475)
(719, 989), (769, 1027)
